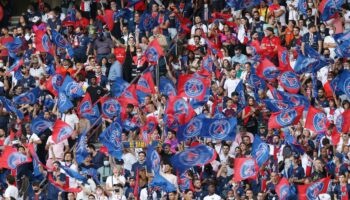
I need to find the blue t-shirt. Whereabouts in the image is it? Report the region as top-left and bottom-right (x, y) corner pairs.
(302, 32), (322, 50)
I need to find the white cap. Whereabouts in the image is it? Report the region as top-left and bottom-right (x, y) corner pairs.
(32, 16), (41, 23)
(318, 193), (331, 200)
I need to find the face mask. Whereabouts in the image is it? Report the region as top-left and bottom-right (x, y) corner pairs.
(329, 30), (334, 35)
(48, 15), (54, 20)
(320, 28), (325, 32)
(245, 15), (251, 19)
(204, 4), (208, 8)
(308, 3), (313, 7)
(63, 65), (69, 69)
(103, 161), (109, 166)
(137, 52), (142, 57)
(0, 63), (4, 68)
(25, 33), (31, 41)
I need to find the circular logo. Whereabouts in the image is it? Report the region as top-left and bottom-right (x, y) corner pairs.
(138, 77), (150, 90)
(18, 92), (35, 104)
(335, 115), (344, 132)
(279, 185), (289, 200)
(240, 159), (256, 179)
(280, 71), (300, 89)
(146, 47), (158, 62)
(343, 78), (350, 97)
(276, 110), (297, 127)
(32, 120), (51, 134)
(59, 93), (67, 105)
(208, 120), (231, 140)
(80, 101), (92, 114)
(313, 113), (327, 132)
(57, 126), (72, 142)
(102, 99), (121, 118)
(184, 118), (202, 138)
(184, 78), (204, 98)
(52, 74), (64, 91)
(263, 66), (279, 80)
(306, 182), (324, 200)
(174, 99), (189, 115)
(163, 84), (176, 96)
(255, 143), (269, 164)
(66, 82), (79, 96)
(275, 100), (290, 110)
(178, 145), (213, 166)
(8, 153), (27, 169)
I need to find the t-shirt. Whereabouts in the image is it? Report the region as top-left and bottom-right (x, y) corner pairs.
(46, 136), (68, 159)
(224, 78), (240, 98)
(302, 32), (322, 51)
(4, 185), (18, 199)
(106, 175), (126, 188)
(61, 113), (79, 130)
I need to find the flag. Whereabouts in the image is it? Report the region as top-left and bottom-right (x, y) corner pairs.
(47, 173), (82, 193)
(110, 78), (129, 97)
(331, 70), (350, 99)
(6, 58), (23, 73)
(205, 38), (223, 58)
(104, 9), (114, 31)
(149, 172), (177, 192)
(276, 178), (291, 200)
(263, 99), (294, 112)
(248, 73), (267, 92)
(76, 130), (89, 164)
(256, 58), (280, 81)
(59, 163), (88, 184)
(226, 0), (260, 10)
(268, 106), (304, 129)
(60, 75), (84, 98)
(283, 128), (305, 154)
(145, 39), (164, 63)
(160, 76), (177, 97)
(35, 30), (53, 54)
(98, 121), (123, 159)
(52, 120), (74, 144)
(46, 74), (65, 96)
(278, 91), (310, 109)
(5, 37), (22, 58)
(165, 96), (196, 125)
(277, 46), (293, 71)
(297, 177), (330, 200)
(0, 96), (24, 119)
(146, 144), (161, 174)
(118, 84), (139, 106)
(13, 87), (40, 105)
(51, 30), (74, 58)
(235, 80), (246, 112)
(198, 55), (214, 76)
(319, 0), (339, 21)
(178, 74), (210, 101)
(278, 71), (300, 94)
(0, 146), (31, 169)
(177, 116), (237, 141)
(171, 144), (216, 173)
(128, 0), (142, 6)
(305, 106), (328, 133)
(335, 110), (350, 133)
(233, 158), (259, 182)
(58, 92), (74, 113)
(140, 116), (158, 144)
(252, 136), (270, 167)
(178, 172), (193, 192)
(139, 12), (156, 31)
(99, 96), (124, 119)
(30, 117), (53, 135)
(77, 93), (93, 116)
(136, 72), (156, 94)
(293, 49), (319, 74)
(297, 0), (308, 15)
(81, 105), (101, 125)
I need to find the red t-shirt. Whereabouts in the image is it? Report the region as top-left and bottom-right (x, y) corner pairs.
(0, 36), (14, 57)
(261, 36), (281, 58)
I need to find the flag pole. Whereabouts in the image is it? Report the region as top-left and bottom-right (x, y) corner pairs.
(156, 59), (160, 87)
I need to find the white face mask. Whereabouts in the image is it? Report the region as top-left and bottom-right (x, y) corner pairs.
(103, 161), (109, 166)
(329, 30), (334, 35)
(25, 33), (31, 41)
(0, 63), (4, 68)
(308, 3), (313, 7)
(137, 52), (142, 57)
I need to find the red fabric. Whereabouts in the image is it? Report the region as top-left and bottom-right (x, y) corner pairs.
(337, 110), (350, 133)
(261, 36), (281, 58)
(114, 47), (126, 64)
(177, 74), (210, 101)
(118, 84), (139, 106)
(136, 72), (156, 94)
(165, 96), (196, 125)
(268, 106), (304, 129)
(256, 58), (278, 81)
(304, 106), (328, 133)
(77, 93), (92, 116)
(52, 120), (74, 144)
(104, 9), (114, 31)
(0, 146), (32, 169)
(297, 177), (330, 200)
(48, 173), (82, 193)
(74, 18), (89, 28)
(276, 178), (290, 200)
(277, 46), (293, 72)
(0, 36), (13, 56)
(233, 158), (259, 182)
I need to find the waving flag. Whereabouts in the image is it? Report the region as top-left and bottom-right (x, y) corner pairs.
(136, 72), (156, 94)
(335, 110), (350, 133)
(139, 12), (156, 31)
(165, 96), (196, 125)
(146, 144), (161, 174)
(59, 163), (88, 184)
(110, 78), (129, 97)
(178, 74), (210, 101)
(278, 91), (310, 109)
(81, 105), (101, 125)
(252, 136), (269, 167)
(47, 173), (81, 193)
(171, 144), (216, 173)
(140, 116), (159, 144)
(305, 106), (328, 133)
(58, 92), (74, 113)
(13, 87), (40, 105)
(98, 121), (123, 159)
(61, 75), (84, 98)
(334, 40), (350, 58)
(77, 93), (93, 116)
(30, 117), (53, 135)
(35, 30), (53, 54)
(226, 0), (260, 10)
(297, 0), (308, 15)
(198, 55), (214, 76)
(145, 39), (164, 63)
(6, 58), (23, 73)
(276, 178), (291, 200)
(177, 116), (237, 141)
(52, 120), (74, 144)
(278, 71), (300, 94)
(278, 46), (292, 71)
(263, 99), (294, 112)
(160, 77), (177, 97)
(248, 73), (267, 91)
(51, 29), (74, 58)
(5, 37), (22, 58)
(118, 84), (139, 106)
(99, 96), (124, 119)
(0, 96), (24, 119)
(297, 177), (330, 200)
(178, 172), (193, 192)
(319, 0), (340, 21)
(234, 158), (259, 182)
(150, 172), (177, 192)
(256, 58), (280, 81)
(293, 50), (319, 74)
(235, 80), (246, 112)
(0, 146), (31, 169)
(331, 70), (350, 99)
(46, 74), (65, 96)
(268, 106), (304, 129)
(283, 128), (305, 154)
(76, 130), (88, 164)
(205, 38), (223, 58)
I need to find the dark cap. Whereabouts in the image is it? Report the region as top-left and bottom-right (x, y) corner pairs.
(266, 27), (274, 33)
(335, 152), (344, 162)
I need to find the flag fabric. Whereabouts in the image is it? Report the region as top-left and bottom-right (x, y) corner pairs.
(235, 80), (246, 112)
(59, 163), (88, 184)
(278, 91), (310, 109)
(297, 0), (308, 15)
(297, 177), (330, 200)
(149, 172), (177, 192)
(13, 87), (41, 105)
(305, 106), (328, 133)
(205, 38), (223, 58)
(51, 29), (74, 58)
(268, 106), (304, 129)
(140, 116), (159, 144)
(171, 144), (216, 173)
(248, 73), (267, 92)
(226, 0), (260, 10)
(30, 117), (54, 135)
(252, 136), (270, 167)
(52, 120), (74, 144)
(104, 9), (114, 31)
(99, 96), (124, 119)
(263, 99), (294, 112)
(81, 104), (101, 125)
(98, 121), (123, 159)
(58, 92), (74, 113)
(276, 178), (291, 200)
(278, 71), (300, 94)
(0, 96), (24, 119)
(136, 72), (156, 94)
(331, 70), (350, 99)
(139, 12), (156, 31)
(165, 96), (196, 125)
(60, 75), (84, 98)
(46, 74), (65, 96)
(293, 49), (319, 74)
(233, 158), (259, 182)
(5, 37), (23, 58)
(335, 110), (350, 133)
(118, 84), (139, 106)
(177, 116), (237, 141)
(256, 58), (280, 81)
(47, 173), (82, 193)
(76, 130), (89, 164)
(35, 30), (53, 54)
(178, 74), (210, 101)
(77, 93), (93, 116)
(145, 39), (164, 63)
(146, 144), (161, 174)
(6, 58), (23, 73)
(160, 76), (177, 97)
(198, 55), (214, 76)
(277, 46), (293, 72)
(283, 128), (305, 154)
(110, 78), (129, 97)
(318, 0), (341, 21)
(0, 146), (31, 169)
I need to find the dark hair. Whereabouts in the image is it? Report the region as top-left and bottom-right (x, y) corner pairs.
(87, 143), (96, 150)
(6, 175), (15, 185)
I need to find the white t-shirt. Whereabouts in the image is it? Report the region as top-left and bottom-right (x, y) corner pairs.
(323, 36), (336, 59)
(4, 185), (18, 199)
(61, 113), (79, 130)
(204, 194), (222, 200)
(46, 136), (68, 159)
(29, 66), (45, 80)
(191, 24), (208, 35)
(106, 175), (126, 188)
(274, 6), (286, 26)
(60, 161), (79, 188)
(224, 78), (240, 98)
(122, 153), (137, 172)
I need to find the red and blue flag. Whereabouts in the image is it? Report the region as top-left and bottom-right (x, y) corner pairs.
(52, 120), (74, 144)
(5, 37), (23, 58)
(76, 130), (89, 164)
(252, 136), (270, 167)
(278, 71), (300, 94)
(277, 46), (293, 72)
(331, 70), (350, 99)
(30, 117), (53, 135)
(98, 121), (123, 159)
(178, 74), (210, 101)
(165, 96), (196, 125)
(233, 158), (259, 182)
(335, 110), (350, 133)
(139, 12), (156, 31)
(0, 146), (31, 169)
(136, 72), (156, 94)
(58, 92), (74, 113)
(235, 80), (246, 112)
(318, 0), (341, 21)
(0, 96), (24, 119)
(268, 106), (304, 129)
(305, 106), (328, 133)
(13, 87), (41, 105)
(77, 93), (93, 116)
(297, 177), (330, 200)
(276, 178), (291, 200)
(146, 144), (161, 174)
(46, 74), (65, 96)
(145, 39), (164, 64)
(278, 90), (310, 109)
(60, 75), (84, 98)
(51, 29), (74, 58)
(81, 105), (101, 125)
(35, 30), (54, 54)
(263, 99), (294, 112)
(160, 76), (177, 97)
(110, 78), (130, 97)
(59, 162), (88, 184)
(118, 84), (139, 106)
(99, 96), (124, 119)
(7, 58), (23, 74)
(256, 58), (280, 81)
